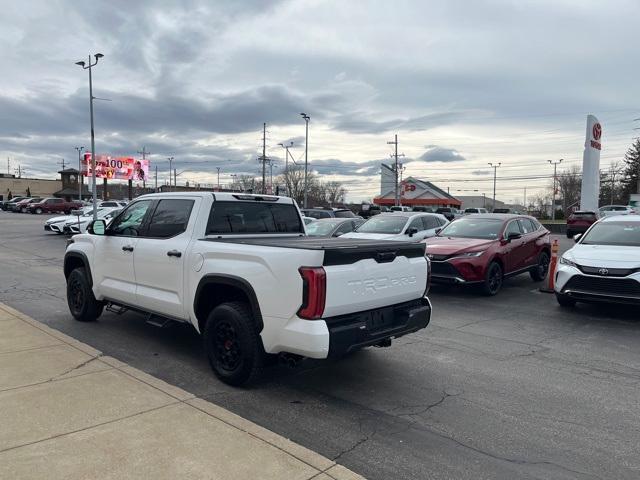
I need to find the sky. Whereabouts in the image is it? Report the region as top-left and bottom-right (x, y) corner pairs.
(0, 0), (639, 203)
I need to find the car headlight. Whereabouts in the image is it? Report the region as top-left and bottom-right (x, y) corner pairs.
(458, 251), (485, 257)
(560, 256), (578, 267)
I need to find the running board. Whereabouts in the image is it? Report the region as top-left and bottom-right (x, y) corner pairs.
(106, 303), (128, 315)
(146, 314), (177, 329)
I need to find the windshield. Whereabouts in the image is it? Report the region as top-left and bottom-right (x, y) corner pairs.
(357, 215), (407, 234)
(439, 218), (503, 239)
(306, 221), (338, 236)
(581, 222), (640, 246)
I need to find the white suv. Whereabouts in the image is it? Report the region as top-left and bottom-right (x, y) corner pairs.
(598, 205), (636, 217)
(555, 215), (640, 307)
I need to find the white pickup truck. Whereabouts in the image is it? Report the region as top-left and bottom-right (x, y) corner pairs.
(64, 192), (432, 385)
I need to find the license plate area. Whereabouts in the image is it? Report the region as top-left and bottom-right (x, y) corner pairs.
(366, 307), (395, 332)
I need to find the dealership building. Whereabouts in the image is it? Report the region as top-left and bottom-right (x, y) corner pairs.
(373, 163), (461, 208)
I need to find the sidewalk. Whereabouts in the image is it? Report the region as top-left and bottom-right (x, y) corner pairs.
(0, 303), (364, 480)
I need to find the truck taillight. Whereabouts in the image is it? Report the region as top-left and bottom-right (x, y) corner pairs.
(297, 267), (326, 320)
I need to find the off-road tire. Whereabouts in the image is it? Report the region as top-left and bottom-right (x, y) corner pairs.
(203, 301), (265, 386)
(67, 267), (103, 322)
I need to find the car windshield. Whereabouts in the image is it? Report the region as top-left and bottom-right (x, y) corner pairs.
(356, 215), (407, 234)
(439, 218), (503, 239)
(306, 221), (338, 236)
(581, 222), (640, 246)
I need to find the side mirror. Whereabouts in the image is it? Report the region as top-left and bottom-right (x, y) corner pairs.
(407, 227), (419, 237)
(88, 219), (106, 235)
(506, 232), (522, 242)
(573, 233), (582, 243)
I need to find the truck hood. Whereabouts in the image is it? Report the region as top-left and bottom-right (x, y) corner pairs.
(341, 232), (409, 241)
(565, 244), (640, 268)
(423, 237), (496, 255)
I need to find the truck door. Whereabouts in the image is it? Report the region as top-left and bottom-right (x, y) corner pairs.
(133, 198), (197, 320)
(96, 200), (154, 305)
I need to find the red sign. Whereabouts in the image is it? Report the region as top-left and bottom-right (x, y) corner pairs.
(592, 123), (602, 141)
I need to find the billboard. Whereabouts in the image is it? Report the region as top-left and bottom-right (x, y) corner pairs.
(83, 153), (149, 182)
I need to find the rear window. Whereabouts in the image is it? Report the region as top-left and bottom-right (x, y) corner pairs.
(304, 210), (332, 219)
(570, 212), (596, 220)
(334, 209), (355, 218)
(207, 201), (303, 234)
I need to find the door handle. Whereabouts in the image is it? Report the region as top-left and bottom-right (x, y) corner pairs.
(167, 250), (182, 258)
(122, 245), (134, 252)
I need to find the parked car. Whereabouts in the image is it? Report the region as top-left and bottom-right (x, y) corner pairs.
(492, 208), (517, 214)
(598, 205), (636, 217)
(98, 201), (128, 208)
(9, 197), (34, 212)
(1, 196), (28, 211)
(342, 212), (448, 242)
(464, 208), (489, 214)
(301, 207), (356, 219)
(63, 208), (122, 234)
(64, 192), (432, 385)
(12, 197), (43, 213)
(28, 198), (82, 214)
(389, 206), (412, 212)
(435, 207), (462, 221)
(305, 218), (365, 237)
(566, 210), (599, 238)
(411, 206), (434, 213)
(556, 215), (640, 307)
(423, 214), (550, 295)
(358, 204), (388, 218)
(45, 207), (95, 232)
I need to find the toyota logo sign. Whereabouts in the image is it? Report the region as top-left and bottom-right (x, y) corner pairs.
(592, 123), (602, 141)
(598, 268), (609, 276)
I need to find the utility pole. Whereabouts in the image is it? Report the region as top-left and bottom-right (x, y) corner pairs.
(75, 146), (85, 200)
(167, 157), (174, 191)
(488, 162), (501, 211)
(6, 157), (9, 175)
(548, 159), (563, 221)
(523, 187), (527, 211)
(301, 113), (310, 208)
(58, 158), (66, 170)
(387, 134), (404, 207)
(174, 169), (177, 190)
(216, 167), (221, 190)
(155, 166), (158, 192)
(278, 142), (294, 174)
(261, 122), (267, 194)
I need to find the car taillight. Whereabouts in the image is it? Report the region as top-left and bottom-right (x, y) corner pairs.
(424, 257), (432, 296)
(297, 267), (326, 320)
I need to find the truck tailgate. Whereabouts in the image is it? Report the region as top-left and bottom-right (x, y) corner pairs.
(322, 245), (428, 318)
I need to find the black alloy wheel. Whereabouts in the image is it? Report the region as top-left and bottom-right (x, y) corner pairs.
(66, 268), (102, 322)
(530, 251), (550, 282)
(482, 262), (503, 296)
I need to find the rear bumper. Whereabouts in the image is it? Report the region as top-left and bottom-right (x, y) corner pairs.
(326, 297), (431, 357)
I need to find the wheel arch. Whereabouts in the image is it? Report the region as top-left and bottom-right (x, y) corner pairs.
(64, 251), (93, 286)
(193, 275), (264, 335)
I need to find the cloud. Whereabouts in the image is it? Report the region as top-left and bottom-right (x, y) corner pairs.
(471, 169), (490, 175)
(331, 111), (465, 135)
(418, 146), (466, 163)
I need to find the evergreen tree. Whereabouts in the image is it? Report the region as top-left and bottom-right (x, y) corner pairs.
(621, 138), (640, 201)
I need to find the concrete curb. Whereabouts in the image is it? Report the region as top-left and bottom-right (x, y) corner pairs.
(0, 302), (365, 480)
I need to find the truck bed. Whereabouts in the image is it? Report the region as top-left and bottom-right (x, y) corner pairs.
(200, 236), (425, 266)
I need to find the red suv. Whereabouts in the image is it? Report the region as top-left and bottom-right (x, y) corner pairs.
(423, 214), (551, 295)
(566, 211), (598, 238)
(27, 198), (82, 215)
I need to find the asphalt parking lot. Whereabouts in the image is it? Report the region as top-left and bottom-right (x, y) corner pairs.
(1, 212), (639, 480)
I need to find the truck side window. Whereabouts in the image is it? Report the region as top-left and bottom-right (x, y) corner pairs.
(108, 200), (153, 237)
(146, 199), (194, 238)
(207, 201), (303, 234)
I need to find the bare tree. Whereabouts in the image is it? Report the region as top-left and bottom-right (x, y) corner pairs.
(325, 181), (347, 205)
(555, 165), (582, 211)
(231, 175), (257, 193)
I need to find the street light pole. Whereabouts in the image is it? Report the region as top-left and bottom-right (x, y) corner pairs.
(548, 159), (563, 221)
(74, 146), (85, 201)
(300, 113), (310, 208)
(488, 162), (501, 212)
(216, 167), (221, 190)
(75, 53), (104, 220)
